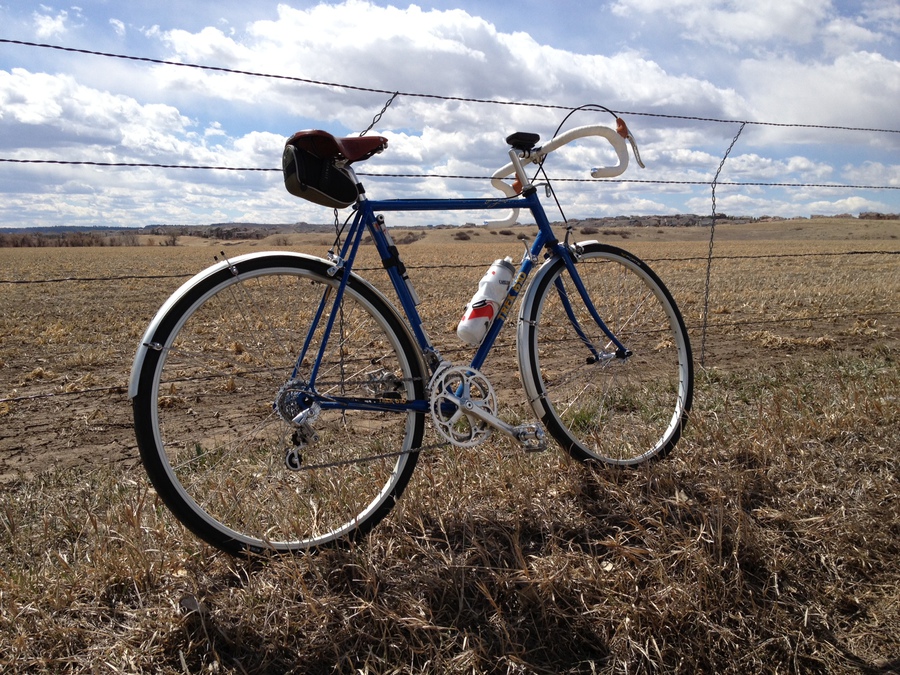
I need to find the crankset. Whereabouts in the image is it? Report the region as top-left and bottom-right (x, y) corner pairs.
(428, 365), (546, 452)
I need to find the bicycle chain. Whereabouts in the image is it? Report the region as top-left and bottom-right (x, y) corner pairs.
(276, 367), (513, 472)
(284, 438), (451, 473)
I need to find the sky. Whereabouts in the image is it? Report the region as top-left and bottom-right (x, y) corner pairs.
(0, 0), (898, 229)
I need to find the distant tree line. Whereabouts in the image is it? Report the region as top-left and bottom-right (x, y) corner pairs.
(0, 231), (142, 248)
(145, 226), (269, 240)
(0, 225), (272, 247)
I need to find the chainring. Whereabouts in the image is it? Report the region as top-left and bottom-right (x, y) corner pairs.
(428, 365), (497, 448)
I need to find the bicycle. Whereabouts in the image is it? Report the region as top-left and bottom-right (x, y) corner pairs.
(129, 112), (694, 555)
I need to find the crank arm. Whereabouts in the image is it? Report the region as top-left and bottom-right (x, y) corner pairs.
(443, 393), (546, 451)
(444, 392), (518, 438)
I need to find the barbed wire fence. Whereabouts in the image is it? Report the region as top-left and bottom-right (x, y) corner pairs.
(1, 38), (899, 410)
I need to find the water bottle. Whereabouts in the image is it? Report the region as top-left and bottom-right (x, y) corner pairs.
(457, 256), (516, 345)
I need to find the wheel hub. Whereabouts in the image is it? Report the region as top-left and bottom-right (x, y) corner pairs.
(274, 378), (311, 423)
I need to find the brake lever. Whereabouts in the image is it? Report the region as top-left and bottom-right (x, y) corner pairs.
(616, 117), (646, 169)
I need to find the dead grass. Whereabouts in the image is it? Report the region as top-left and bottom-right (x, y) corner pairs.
(0, 218), (898, 673)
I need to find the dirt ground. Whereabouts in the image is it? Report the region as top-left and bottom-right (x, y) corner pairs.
(1, 218), (897, 481)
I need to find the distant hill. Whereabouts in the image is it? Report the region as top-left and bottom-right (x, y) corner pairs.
(2, 212), (895, 238)
(0, 222), (332, 236)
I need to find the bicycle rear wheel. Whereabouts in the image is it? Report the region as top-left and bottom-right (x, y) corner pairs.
(518, 243), (693, 465)
(131, 252), (426, 554)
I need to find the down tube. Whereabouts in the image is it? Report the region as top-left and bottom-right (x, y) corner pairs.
(469, 193), (557, 369)
(469, 256), (535, 370)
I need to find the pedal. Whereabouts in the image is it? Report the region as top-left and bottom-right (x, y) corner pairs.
(515, 424), (547, 452)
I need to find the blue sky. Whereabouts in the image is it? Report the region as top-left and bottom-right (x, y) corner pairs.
(0, 0), (898, 228)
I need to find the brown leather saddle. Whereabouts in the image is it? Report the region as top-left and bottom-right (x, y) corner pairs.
(282, 130), (388, 208)
(285, 129), (388, 163)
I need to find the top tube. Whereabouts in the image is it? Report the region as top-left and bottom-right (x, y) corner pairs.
(362, 195), (535, 213)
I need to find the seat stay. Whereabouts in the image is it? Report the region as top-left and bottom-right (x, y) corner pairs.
(291, 282), (334, 383)
(303, 210), (371, 387)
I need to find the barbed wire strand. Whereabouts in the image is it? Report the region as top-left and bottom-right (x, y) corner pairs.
(3, 38), (899, 134)
(0, 249), (897, 285)
(3, 309), (896, 406)
(1, 158), (898, 192)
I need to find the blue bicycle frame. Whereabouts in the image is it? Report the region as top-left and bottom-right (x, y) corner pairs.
(293, 186), (628, 414)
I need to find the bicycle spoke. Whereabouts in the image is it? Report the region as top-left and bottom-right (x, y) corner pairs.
(519, 244), (693, 465)
(132, 254), (425, 554)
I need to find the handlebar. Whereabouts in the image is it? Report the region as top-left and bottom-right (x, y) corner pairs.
(486, 121), (642, 227)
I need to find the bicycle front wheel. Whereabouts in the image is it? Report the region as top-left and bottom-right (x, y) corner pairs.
(518, 243), (693, 465)
(131, 252), (426, 554)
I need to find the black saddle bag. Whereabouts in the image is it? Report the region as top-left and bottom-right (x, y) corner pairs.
(282, 144), (358, 209)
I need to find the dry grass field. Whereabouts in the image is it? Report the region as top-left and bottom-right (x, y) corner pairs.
(0, 217), (898, 673)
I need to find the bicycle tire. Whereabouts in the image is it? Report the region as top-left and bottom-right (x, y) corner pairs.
(131, 252), (426, 554)
(518, 243), (693, 465)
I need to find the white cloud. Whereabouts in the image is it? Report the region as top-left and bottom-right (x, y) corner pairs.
(146, 2), (751, 129)
(204, 121), (227, 138)
(658, 148), (721, 167)
(33, 9), (68, 38)
(723, 153), (834, 181)
(805, 195), (886, 214)
(739, 51), (900, 134)
(859, 0), (900, 34)
(0, 69), (193, 157)
(823, 16), (882, 54)
(611, 0), (832, 48)
(163, 26), (255, 66)
(842, 161), (900, 187)
(1, 0), (898, 227)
